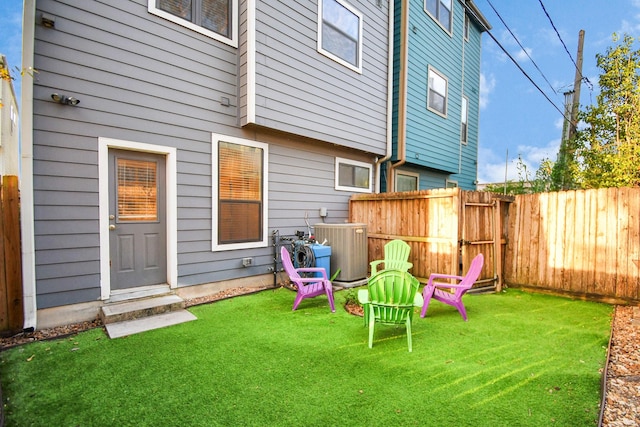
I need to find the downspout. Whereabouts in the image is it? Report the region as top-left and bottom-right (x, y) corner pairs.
(21, 0), (37, 331)
(375, 0), (395, 193)
(459, 4), (465, 174)
(388, 0), (409, 192)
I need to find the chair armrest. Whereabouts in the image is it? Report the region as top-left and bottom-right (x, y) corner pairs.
(431, 282), (469, 290)
(369, 260), (384, 275)
(357, 289), (369, 304)
(428, 273), (464, 281)
(295, 277), (330, 284)
(413, 292), (424, 308)
(294, 267), (328, 279)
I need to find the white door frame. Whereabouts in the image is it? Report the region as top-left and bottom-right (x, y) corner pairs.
(98, 137), (178, 300)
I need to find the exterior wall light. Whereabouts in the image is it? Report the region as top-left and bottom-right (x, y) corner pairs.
(51, 93), (80, 106)
(41, 13), (56, 28)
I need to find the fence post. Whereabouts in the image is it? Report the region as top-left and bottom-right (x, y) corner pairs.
(0, 176), (23, 334)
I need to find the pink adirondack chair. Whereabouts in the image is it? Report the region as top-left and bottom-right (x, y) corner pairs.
(281, 246), (335, 312)
(420, 253), (484, 321)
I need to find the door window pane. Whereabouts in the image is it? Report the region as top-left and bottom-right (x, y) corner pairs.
(117, 158), (158, 222)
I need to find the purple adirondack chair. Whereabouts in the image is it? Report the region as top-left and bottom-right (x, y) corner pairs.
(281, 246), (335, 312)
(420, 253), (484, 321)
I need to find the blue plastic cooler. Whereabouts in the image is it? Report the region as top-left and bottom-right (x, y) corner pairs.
(311, 244), (331, 278)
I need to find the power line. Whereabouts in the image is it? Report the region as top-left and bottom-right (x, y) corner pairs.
(485, 0), (558, 95)
(462, 3), (570, 121)
(537, 0), (578, 70)
(483, 28), (569, 120)
(537, 0), (593, 92)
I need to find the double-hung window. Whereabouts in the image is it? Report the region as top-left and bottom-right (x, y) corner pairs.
(212, 134), (268, 251)
(149, 0), (238, 47)
(425, 0), (452, 33)
(318, 0), (363, 73)
(461, 96), (469, 144)
(335, 158), (372, 193)
(427, 66), (448, 117)
(396, 171), (419, 192)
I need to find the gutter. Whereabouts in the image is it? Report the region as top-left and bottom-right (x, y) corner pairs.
(387, 0), (409, 192)
(375, 0), (395, 193)
(20, 0), (37, 330)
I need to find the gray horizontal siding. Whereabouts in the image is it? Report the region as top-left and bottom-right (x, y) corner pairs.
(250, 0), (389, 153)
(32, 0), (384, 308)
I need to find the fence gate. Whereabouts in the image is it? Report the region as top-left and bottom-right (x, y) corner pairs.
(460, 191), (500, 291)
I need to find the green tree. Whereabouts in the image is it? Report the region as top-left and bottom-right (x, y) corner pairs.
(482, 156), (553, 195)
(574, 33), (640, 188)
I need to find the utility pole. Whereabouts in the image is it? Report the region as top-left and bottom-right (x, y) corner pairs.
(568, 30), (585, 141)
(554, 30), (584, 191)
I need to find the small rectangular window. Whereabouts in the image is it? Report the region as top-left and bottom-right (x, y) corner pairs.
(461, 96), (468, 144)
(335, 157), (372, 193)
(212, 134), (268, 251)
(428, 66), (448, 117)
(149, 0), (237, 47)
(318, 0), (363, 73)
(446, 179), (458, 189)
(396, 172), (419, 192)
(464, 14), (470, 41)
(425, 0), (452, 33)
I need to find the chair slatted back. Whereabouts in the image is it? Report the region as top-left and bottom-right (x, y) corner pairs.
(368, 269), (419, 325)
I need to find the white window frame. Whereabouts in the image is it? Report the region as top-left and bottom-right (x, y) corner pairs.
(148, 0), (239, 48)
(396, 171), (420, 192)
(335, 157), (372, 193)
(446, 179), (458, 188)
(318, 0), (363, 74)
(212, 133), (269, 251)
(427, 66), (448, 117)
(424, 0), (453, 34)
(461, 95), (469, 145)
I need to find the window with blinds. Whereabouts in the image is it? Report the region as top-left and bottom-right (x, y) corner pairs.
(117, 158), (158, 222)
(218, 141), (263, 244)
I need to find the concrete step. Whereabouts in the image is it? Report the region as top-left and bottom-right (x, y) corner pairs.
(104, 309), (197, 339)
(100, 294), (185, 325)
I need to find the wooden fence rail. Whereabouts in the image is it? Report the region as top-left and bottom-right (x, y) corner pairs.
(350, 187), (639, 304)
(0, 176), (23, 334)
(349, 188), (512, 290)
(505, 188), (640, 303)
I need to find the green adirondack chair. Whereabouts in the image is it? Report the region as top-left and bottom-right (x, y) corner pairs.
(369, 239), (413, 276)
(357, 269), (424, 352)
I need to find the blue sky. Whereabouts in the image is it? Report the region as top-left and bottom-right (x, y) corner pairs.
(475, 0), (640, 183)
(1, 1), (639, 184)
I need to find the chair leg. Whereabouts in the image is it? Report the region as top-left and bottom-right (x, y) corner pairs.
(363, 304), (370, 327)
(420, 286), (435, 318)
(368, 312), (375, 349)
(326, 287), (336, 312)
(456, 302), (468, 321)
(406, 317), (412, 352)
(292, 293), (304, 311)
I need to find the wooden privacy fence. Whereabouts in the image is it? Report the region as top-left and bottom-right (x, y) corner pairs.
(505, 187), (640, 303)
(349, 188), (513, 290)
(0, 176), (23, 334)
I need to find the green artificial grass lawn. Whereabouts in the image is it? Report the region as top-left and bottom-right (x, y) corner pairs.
(0, 288), (612, 426)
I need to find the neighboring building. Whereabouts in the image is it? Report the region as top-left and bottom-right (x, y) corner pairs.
(20, 0), (393, 329)
(0, 54), (20, 178)
(385, 0), (490, 192)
